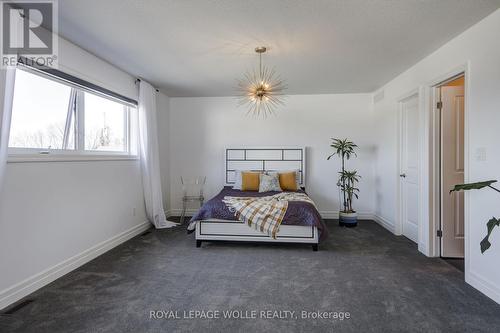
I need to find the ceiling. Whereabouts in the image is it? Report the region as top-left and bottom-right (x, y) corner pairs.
(55, 0), (500, 97)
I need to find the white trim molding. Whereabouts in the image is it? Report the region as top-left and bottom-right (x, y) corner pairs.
(467, 270), (500, 304)
(7, 153), (139, 163)
(0, 221), (150, 310)
(425, 63), (469, 259)
(425, 63), (470, 260)
(373, 214), (396, 234)
(319, 211), (374, 220)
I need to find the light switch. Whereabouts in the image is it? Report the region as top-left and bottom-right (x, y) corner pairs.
(475, 147), (486, 161)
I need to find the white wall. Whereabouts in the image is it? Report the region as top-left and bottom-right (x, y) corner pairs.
(373, 9), (500, 302)
(167, 94), (375, 218)
(0, 36), (161, 309)
(56, 38), (137, 100)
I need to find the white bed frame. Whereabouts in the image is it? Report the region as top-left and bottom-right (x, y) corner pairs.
(195, 147), (319, 251)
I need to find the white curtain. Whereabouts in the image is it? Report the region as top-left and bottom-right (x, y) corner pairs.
(138, 80), (176, 229)
(0, 68), (16, 191)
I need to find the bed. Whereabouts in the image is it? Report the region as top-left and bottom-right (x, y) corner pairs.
(187, 147), (328, 251)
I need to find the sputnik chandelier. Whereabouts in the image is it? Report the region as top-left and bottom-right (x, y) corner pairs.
(237, 46), (287, 117)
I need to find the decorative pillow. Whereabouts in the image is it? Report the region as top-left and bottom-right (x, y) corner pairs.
(259, 173), (282, 192)
(233, 170), (243, 190)
(281, 170), (301, 188)
(279, 171), (298, 191)
(241, 172), (260, 191)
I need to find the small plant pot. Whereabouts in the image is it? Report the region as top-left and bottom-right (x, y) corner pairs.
(339, 211), (358, 227)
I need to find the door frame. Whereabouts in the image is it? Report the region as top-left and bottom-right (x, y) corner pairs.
(397, 89), (424, 246)
(396, 62), (470, 265)
(437, 79), (466, 258)
(423, 63), (470, 272)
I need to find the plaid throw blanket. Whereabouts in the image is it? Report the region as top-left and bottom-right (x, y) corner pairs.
(222, 192), (315, 238)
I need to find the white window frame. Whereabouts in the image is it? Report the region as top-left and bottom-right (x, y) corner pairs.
(7, 67), (138, 163)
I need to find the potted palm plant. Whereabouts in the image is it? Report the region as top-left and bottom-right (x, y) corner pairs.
(328, 138), (361, 227)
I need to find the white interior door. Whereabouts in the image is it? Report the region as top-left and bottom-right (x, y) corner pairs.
(400, 95), (419, 243)
(441, 85), (465, 258)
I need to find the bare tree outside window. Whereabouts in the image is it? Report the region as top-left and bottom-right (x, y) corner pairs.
(9, 69), (72, 150)
(84, 92), (126, 152)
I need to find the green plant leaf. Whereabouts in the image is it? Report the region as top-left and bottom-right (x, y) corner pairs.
(486, 217), (500, 235)
(481, 217), (500, 254)
(450, 180), (497, 193)
(447, 179), (500, 254)
(480, 238), (491, 253)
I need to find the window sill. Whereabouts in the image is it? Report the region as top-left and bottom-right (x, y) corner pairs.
(7, 154), (139, 163)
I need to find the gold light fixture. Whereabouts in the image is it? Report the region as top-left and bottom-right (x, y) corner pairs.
(237, 46), (287, 117)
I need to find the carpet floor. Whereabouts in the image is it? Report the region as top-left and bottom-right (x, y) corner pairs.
(1, 220), (499, 332)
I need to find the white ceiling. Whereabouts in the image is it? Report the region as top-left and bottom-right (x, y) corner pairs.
(56, 0), (500, 97)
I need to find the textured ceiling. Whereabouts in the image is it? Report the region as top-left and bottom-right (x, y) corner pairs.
(56, 0), (500, 96)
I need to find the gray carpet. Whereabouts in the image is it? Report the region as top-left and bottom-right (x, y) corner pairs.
(1, 220), (499, 332)
(443, 258), (465, 273)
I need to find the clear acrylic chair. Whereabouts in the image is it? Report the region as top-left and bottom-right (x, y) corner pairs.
(180, 176), (206, 224)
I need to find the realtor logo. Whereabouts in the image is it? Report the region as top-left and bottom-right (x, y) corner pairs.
(1, 0), (58, 68)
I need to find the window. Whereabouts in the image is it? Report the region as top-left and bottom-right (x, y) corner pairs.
(84, 93), (127, 152)
(9, 69), (75, 150)
(8, 67), (136, 158)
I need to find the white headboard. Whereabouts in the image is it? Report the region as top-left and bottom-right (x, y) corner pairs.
(225, 147), (306, 188)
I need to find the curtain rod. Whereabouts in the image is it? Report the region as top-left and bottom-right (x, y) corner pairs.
(17, 56), (138, 106)
(135, 78), (159, 92)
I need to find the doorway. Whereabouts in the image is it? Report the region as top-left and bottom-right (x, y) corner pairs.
(437, 75), (465, 260)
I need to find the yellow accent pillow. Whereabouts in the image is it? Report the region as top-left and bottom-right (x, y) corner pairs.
(279, 172), (298, 191)
(241, 172), (260, 191)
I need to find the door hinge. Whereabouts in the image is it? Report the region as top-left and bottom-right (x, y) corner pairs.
(436, 101), (443, 109)
(437, 230), (443, 237)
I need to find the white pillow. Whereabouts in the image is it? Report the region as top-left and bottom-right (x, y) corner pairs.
(233, 170), (243, 190)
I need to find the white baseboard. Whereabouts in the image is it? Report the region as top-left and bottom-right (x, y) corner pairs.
(0, 221), (150, 310)
(467, 270), (500, 304)
(319, 211), (374, 220)
(373, 214), (396, 234)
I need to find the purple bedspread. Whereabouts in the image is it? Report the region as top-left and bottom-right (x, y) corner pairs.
(189, 187), (328, 241)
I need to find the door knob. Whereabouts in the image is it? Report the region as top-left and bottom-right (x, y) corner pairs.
(400, 173), (406, 178)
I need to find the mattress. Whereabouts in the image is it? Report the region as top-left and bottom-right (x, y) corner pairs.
(188, 186), (328, 241)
